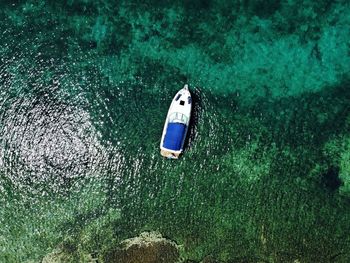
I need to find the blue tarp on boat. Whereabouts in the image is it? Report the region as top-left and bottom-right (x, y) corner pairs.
(163, 122), (186, 151)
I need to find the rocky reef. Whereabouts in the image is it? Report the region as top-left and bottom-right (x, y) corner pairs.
(41, 232), (179, 263)
(102, 231), (179, 263)
(42, 248), (95, 263)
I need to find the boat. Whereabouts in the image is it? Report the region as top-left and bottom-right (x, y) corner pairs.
(160, 84), (192, 159)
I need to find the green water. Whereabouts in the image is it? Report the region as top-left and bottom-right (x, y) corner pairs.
(1, 1), (350, 262)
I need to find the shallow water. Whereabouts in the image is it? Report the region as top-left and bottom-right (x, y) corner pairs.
(1, 1), (350, 262)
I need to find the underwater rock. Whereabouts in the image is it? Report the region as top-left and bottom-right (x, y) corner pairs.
(41, 247), (95, 263)
(103, 231), (179, 263)
(42, 248), (72, 263)
(200, 255), (219, 263)
(179, 255), (219, 263)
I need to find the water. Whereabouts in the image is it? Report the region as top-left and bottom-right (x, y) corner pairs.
(1, 1), (350, 262)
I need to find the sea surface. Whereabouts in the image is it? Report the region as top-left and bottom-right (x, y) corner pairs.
(1, 1), (350, 262)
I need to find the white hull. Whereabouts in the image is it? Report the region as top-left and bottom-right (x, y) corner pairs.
(160, 84), (192, 159)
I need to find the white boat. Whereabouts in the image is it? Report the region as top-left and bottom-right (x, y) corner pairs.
(160, 84), (192, 159)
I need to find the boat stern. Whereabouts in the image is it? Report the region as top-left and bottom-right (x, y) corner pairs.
(160, 149), (180, 159)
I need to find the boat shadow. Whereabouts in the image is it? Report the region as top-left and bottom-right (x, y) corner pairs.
(183, 86), (202, 153)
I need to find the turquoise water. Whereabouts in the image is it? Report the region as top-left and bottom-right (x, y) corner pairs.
(1, 1), (350, 262)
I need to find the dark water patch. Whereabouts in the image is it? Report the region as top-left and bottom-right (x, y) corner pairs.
(321, 166), (342, 192)
(243, 0), (281, 18)
(49, 0), (99, 16)
(248, 80), (350, 151)
(183, 0), (212, 11)
(271, 0), (335, 40)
